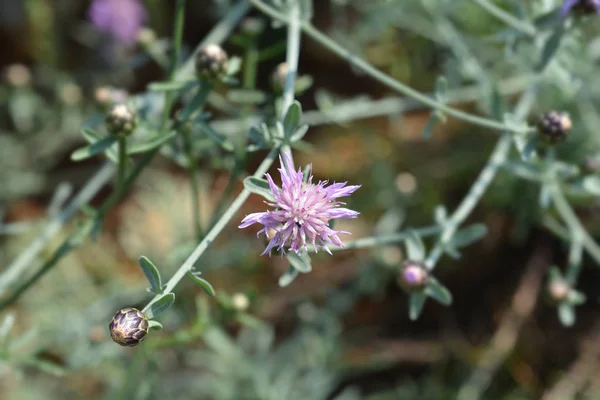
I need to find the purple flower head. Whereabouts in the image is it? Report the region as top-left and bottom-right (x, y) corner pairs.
(239, 152), (361, 255)
(561, 0), (600, 15)
(88, 0), (147, 46)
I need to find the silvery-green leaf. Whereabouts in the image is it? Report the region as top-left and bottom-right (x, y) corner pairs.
(539, 183), (553, 209)
(287, 251), (312, 273)
(243, 177), (275, 202)
(138, 256), (163, 294)
(148, 80), (196, 92)
(146, 293), (175, 319)
(425, 277), (453, 305)
(405, 230), (425, 261)
(81, 128), (119, 163)
(567, 290), (586, 306)
(283, 101), (302, 138)
(451, 223), (488, 248)
(290, 125), (309, 143)
(128, 131), (177, 154)
(409, 292), (427, 321)
(278, 266), (299, 287)
(196, 121), (234, 152)
(148, 320), (163, 331)
(70, 136), (118, 161)
(548, 266), (563, 281)
(435, 76), (447, 102)
(558, 303), (575, 327)
(537, 25), (564, 72)
(421, 111), (444, 140)
(226, 56), (242, 76)
(581, 176), (600, 196)
(187, 272), (216, 297)
(228, 89), (267, 104)
(434, 205), (447, 225)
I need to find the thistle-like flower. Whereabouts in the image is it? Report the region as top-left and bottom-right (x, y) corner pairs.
(88, 0), (147, 46)
(562, 0), (600, 15)
(239, 152), (360, 255)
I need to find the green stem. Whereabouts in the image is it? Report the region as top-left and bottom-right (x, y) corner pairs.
(142, 147), (280, 314)
(249, 0), (533, 135)
(566, 235), (584, 283)
(98, 138), (129, 215)
(472, 0), (536, 37)
(424, 134), (512, 268)
(325, 226), (441, 253)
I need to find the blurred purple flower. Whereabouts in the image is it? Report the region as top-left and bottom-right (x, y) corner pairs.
(239, 152), (361, 255)
(561, 0), (600, 15)
(88, 0), (147, 46)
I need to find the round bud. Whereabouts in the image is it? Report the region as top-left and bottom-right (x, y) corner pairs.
(537, 111), (572, 144)
(271, 62), (289, 93)
(4, 64), (31, 87)
(109, 307), (149, 347)
(398, 260), (429, 292)
(231, 293), (250, 312)
(195, 44), (229, 81)
(547, 279), (571, 303)
(105, 104), (137, 137)
(571, 0), (600, 15)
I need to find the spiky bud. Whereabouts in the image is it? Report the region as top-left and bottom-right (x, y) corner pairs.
(271, 62), (289, 93)
(537, 111), (572, 144)
(195, 44), (229, 81)
(109, 307), (149, 347)
(105, 104), (137, 137)
(398, 260), (429, 292)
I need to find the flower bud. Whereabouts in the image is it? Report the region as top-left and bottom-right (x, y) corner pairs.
(106, 104), (137, 137)
(109, 307), (149, 346)
(4, 64), (31, 87)
(231, 293), (250, 312)
(271, 62), (288, 93)
(568, 0), (600, 15)
(398, 260), (429, 292)
(547, 279), (571, 303)
(195, 44), (229, 81)
(537, 111), (572, 144)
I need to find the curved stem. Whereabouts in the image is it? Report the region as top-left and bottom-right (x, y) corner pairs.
(249, 0), (533, 135)
(472, 0), (536, 37)
(142, 147), (279, 313)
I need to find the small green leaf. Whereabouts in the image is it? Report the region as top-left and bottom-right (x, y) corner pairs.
(283, 100), (302, 138)
(71, 137), (118, 161)
(179, 82), (213, 121)
(227, 89), (267, 105)
(187, 272), (216, 297)
(278, 265), (299, 287)
(226, 56), (242, 76)
(290, 125), (309, 143)
(243, 177), (275, 202)
(128, 131), (177, 154)
(548, 266), (563, 281)
(138, 256), (163, 294)
(146, 293), (175, 319)
(409, 292), (427, 321)
(148, 80), (196, 92)
(435, 76), (447, 102)
(558, 303), (575, 327)
(451, 223), (488, 248)
(421, 110), (445, 140)
(148, 320), (163, 331)
(287, 251), (312, 273)
(567, 290), (586, 306)
(302, 164), (312, 183)
(581, 176), (600, 196)
(434, 205), (447, 225)
(425, 277), (453, 306)
(196, 121), (235, 151)
(81, 128), (119, 163)
(537, 25), (564, 72)
(405, 230), (425, 261)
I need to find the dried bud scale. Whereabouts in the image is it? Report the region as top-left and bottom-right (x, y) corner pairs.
(537, 111), (572, 144)
(195, 44), (229, 81)
(106, 104), (137, 137)
(271, 62), (289, 93)
(398, 260), (429, 292)
(547, 279), (571, 303)
(109, 307), (149, 346)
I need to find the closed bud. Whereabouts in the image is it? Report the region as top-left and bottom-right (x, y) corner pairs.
(547, 279), (571, 303)
(537, 111), (572, 144)
(398, 260), (429, 292)
(195, 44), (228, 81)
(109, 307), (149, 347)
(231, 293), (250, 312)
(106, 104), (137, 137)
(569, 0), (600, 15)
(271, 62), (289, 93)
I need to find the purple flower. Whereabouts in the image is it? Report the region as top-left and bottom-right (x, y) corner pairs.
(88, 0), (147, 46)
(561, 0), (600, 15)
(239, 152), (361, 255)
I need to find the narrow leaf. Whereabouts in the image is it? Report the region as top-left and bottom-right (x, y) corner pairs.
(243, 177), (275, 202)
(138, 256), (162, 294)
(196, 121), (235, 151)
(451, 223), (488, 248)
(537, 25), (564, 71)
(148, 80), (196, 92)
(146, 293), (175, 319)
(409, 292), (427, 321)
(187, 272), (216, 297)
(128, 131), (177, 154)
(278, 266), (299, 287)
(81, 128), (119, 163)
(287, 251), (312, 273)
(283, 100), (302, 138)
(148, 320), (163, 331)
(290, 124), (309, 143)
(425, 277), (453, 305)
(70, 137), (118, 161)
(405, 230), (426, 261)
(558, 303), (575, 327)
